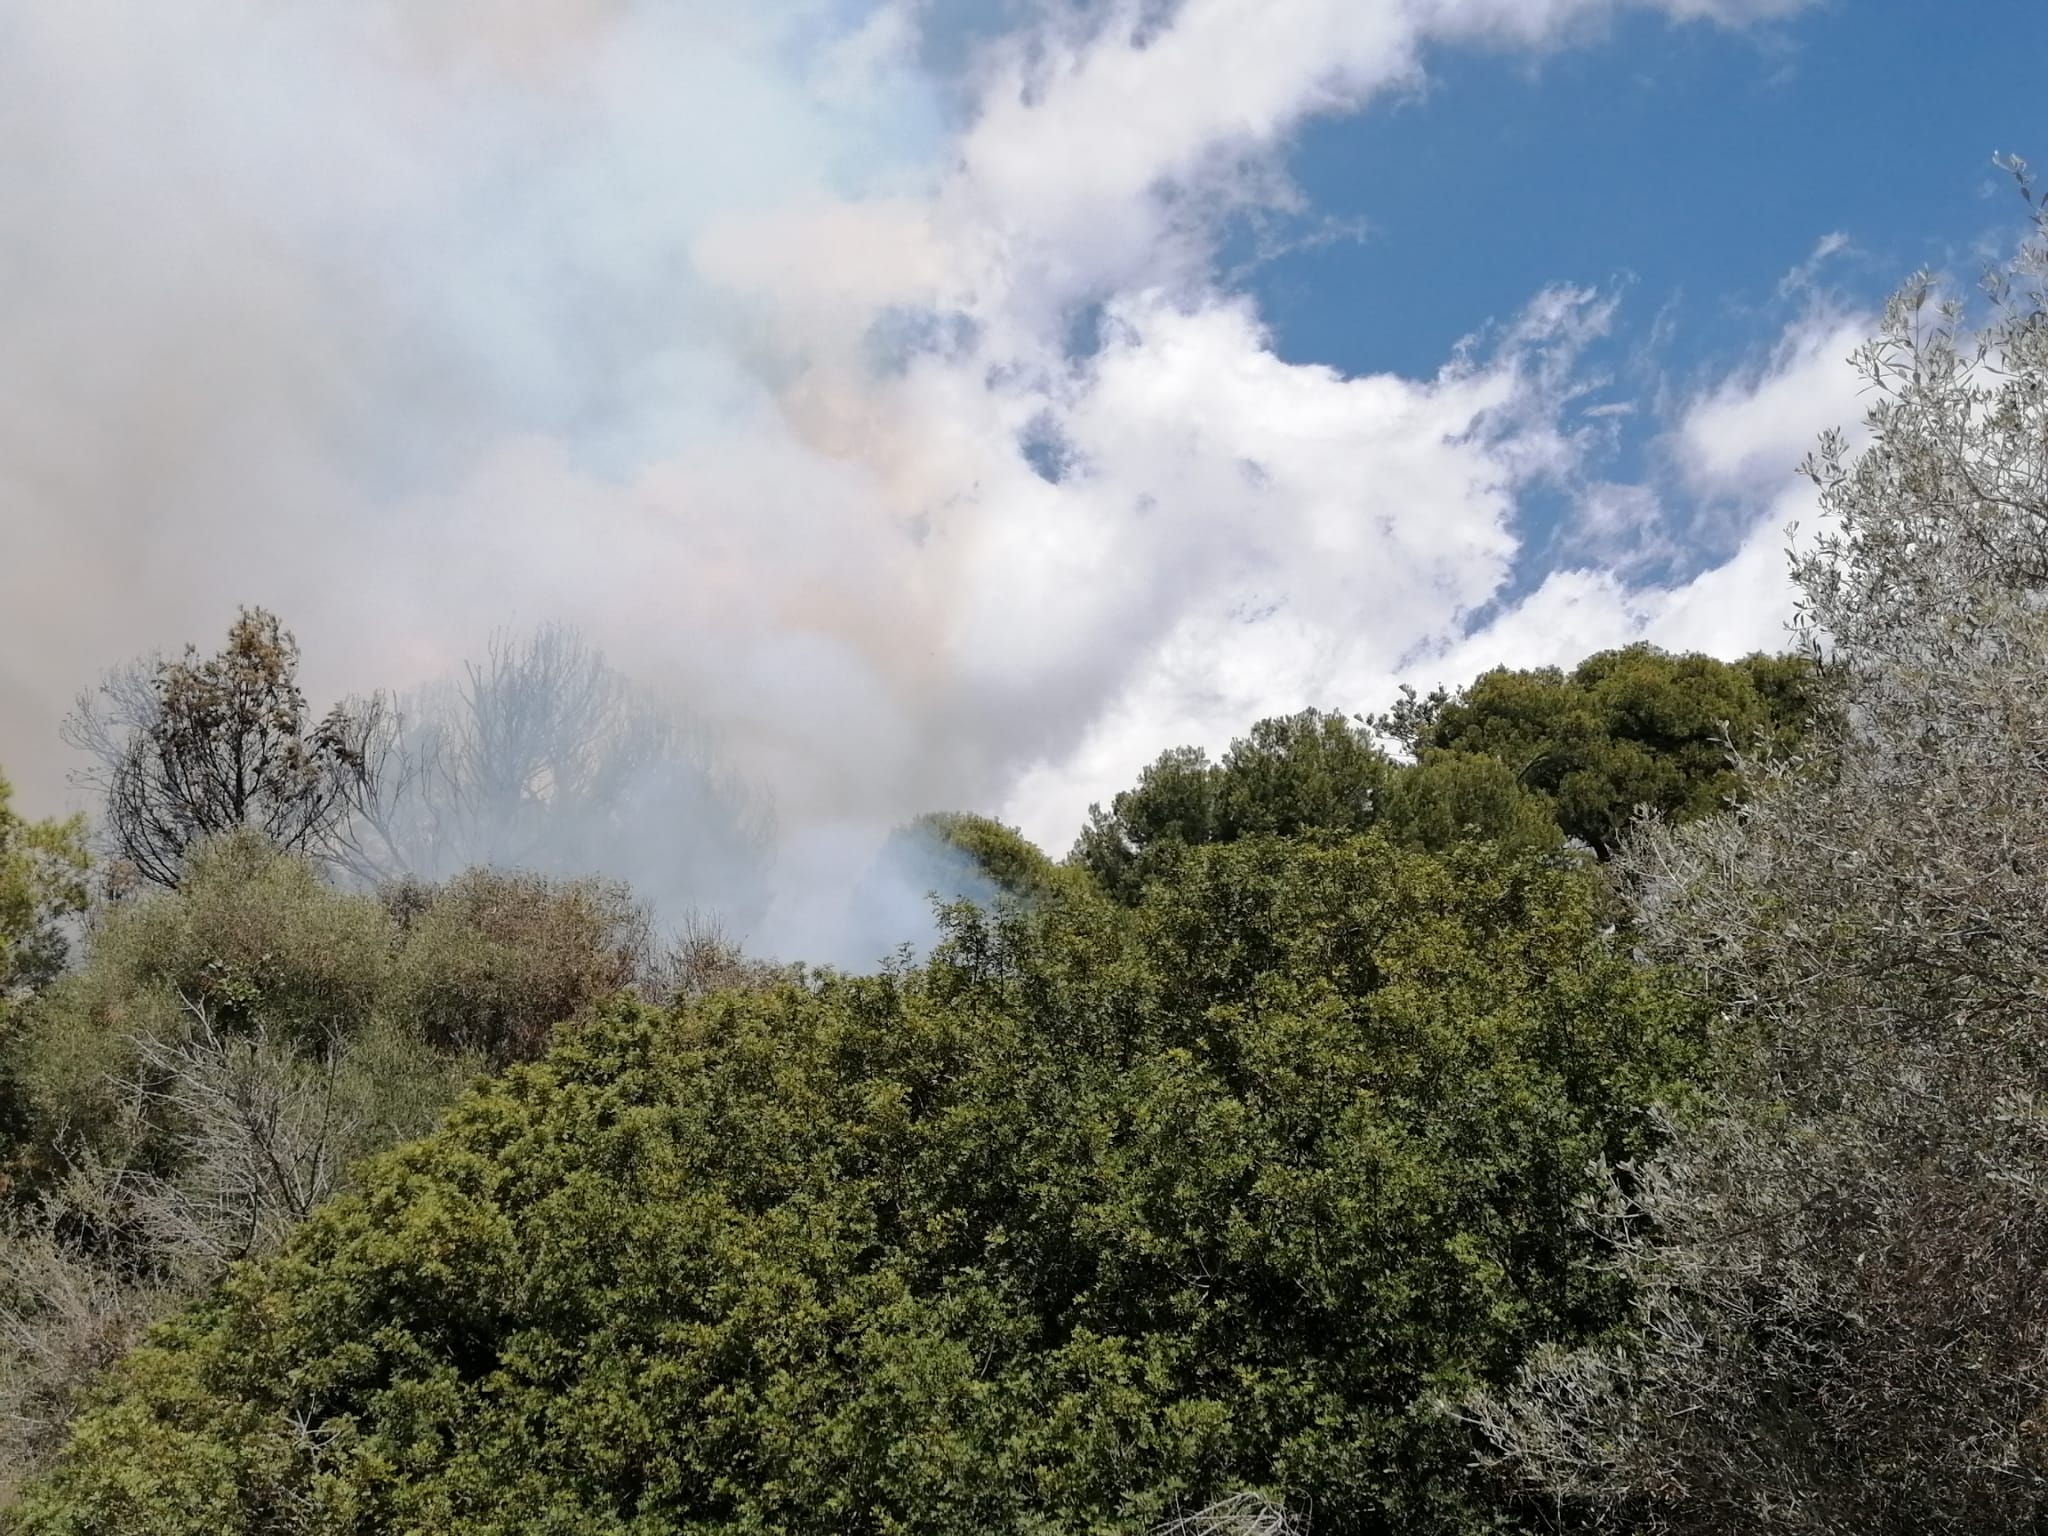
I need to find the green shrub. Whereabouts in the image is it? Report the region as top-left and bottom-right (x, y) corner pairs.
(1396, 645), (1816, 858)
(0, 772), (89, 1006)
(1376, 752), (1561, 858)
(1072, 711), (1394, 903)
(19, 834), (1699, 1534)
(0, 838), (662, 1494)
(386, 867), (649, 1064)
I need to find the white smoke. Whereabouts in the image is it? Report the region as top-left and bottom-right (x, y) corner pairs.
(0, 0), (1820, 966)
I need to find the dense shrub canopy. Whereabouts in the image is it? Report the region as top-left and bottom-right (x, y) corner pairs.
(1071, 711), (1406, 903)
(19, 834), (1699, 1535)
(385, 866), (649, 1064)
(0, 836), (656, 1484)
(5, 837), (649, 1197)
(1393, 646), (1815, 858)
(1071, 653), (1814, 910)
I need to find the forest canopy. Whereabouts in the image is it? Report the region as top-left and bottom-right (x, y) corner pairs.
(14, 836), (1699, 1534)
(0, 615), (1770, 1531)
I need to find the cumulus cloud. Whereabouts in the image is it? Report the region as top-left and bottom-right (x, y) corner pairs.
(1419, 305), (1873, 688)
(1676, 312), (1870, 500)
(1, 0), (1824, 957)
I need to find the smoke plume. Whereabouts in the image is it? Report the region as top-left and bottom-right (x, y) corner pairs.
(0, 0), (1820, 965)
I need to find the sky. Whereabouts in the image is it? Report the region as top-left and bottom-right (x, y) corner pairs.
(1, 0), (2043, 955)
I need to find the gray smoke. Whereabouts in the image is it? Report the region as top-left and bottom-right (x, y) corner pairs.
(2, 0), (1727, 968)
(0, 1), (1018, 965)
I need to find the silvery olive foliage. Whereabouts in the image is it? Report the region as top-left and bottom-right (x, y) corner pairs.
(1477, 160), (2048, 1534)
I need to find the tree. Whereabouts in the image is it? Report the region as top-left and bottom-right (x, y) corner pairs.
(852, 812), (1085, 948)
(1375, 750), (1562, 858)
(1478, 161), (2048, 1533)
(16, 832), (1700, 1534)
(65, 610), (387, 890)
(1069, 655), (1808, 911)
(1382, 644), (1816, 858)
(356, 625), (773, 927)
(1072, 709), (1395, 902)
(901, 812), (1074, 905)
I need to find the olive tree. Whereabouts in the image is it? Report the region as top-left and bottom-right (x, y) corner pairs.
(1478, 159), (2048, 1535)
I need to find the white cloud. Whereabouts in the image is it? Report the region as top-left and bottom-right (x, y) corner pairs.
(1778, 229), (1852, 297)
(1423, 303), (1872, 690)
(1438, 506), (1806, 683)
(994, 285), (1602, 846)
(1676, 312), (1871, 499)
(948, 0), (1818, 316)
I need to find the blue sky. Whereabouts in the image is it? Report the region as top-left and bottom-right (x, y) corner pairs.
(1242, 4), (2041, 598)
(3, 0), (2045, 937)
(1201, 2), (2048, 633)
(1256, 4), (2048, 385)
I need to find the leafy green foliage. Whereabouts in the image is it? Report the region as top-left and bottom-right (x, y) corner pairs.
(18, 835), (1699, 1534)
(386, 868), (649, 1065)
(1070, 651), (1809, 909)
(7, 839), (647, 1185)
(0, 772), (89, 1006)
(1391, 645), (1815, 858)
(1071, 710), (1395, 902)
(914, 812), (1076, 903)
(878, 812), (1091, 912)
(1375, 752), (1562, 858)
(5, 835), (400, 1195)
(0, 837), (655, 1488)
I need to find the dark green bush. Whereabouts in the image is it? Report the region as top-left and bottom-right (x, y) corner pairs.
(0, 837), (661, 1491)
(20, 834), (1699, 1535)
